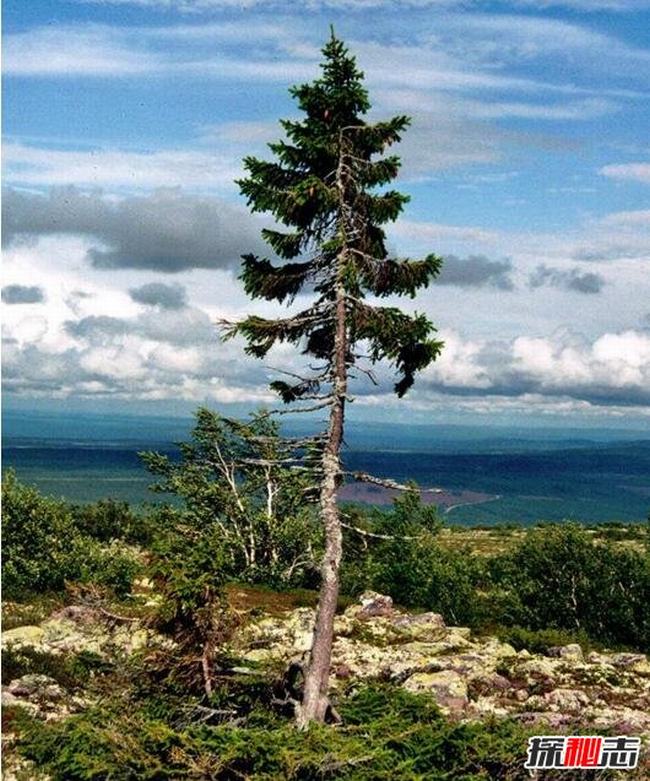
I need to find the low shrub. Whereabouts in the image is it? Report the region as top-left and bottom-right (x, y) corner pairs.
(2, 471), (83, 597)
(16, 682), (540, 781)
(341, 510), (649, 650)
(72, 499), (157, 545)
(488, 524), (650, 651)
(78, 541), (144, 599)
(492, 626), (593, 655)
(341, 491), (485, 626)
(2, 472), (144, 600)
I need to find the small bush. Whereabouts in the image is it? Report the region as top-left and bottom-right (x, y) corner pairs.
(2, 472), (143, 600)
(72, 499), (156, 545)
(341, 491), (484, 626)
(492, 626), (592, 655)
(2, 472), (83, 597)
(148, 523), (237, 696)
(77, 541), (143, 599)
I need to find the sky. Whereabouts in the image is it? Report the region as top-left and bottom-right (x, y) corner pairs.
(2, 0), (650, 429)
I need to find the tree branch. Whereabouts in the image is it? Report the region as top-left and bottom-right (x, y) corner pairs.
(345, 471), (443, 493)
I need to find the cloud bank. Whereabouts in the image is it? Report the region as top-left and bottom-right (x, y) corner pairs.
(3, 187), (266, 272)
(438, 255), (515, 290)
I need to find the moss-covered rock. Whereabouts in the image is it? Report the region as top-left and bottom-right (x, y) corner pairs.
(232, 591), (650, 736)
(3, 626), (45, 649)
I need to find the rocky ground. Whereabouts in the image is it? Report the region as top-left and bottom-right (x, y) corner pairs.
(2, 590), (649, 777)
(234, 590), (650, 737)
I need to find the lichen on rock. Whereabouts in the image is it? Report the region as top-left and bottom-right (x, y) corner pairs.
(232, 592), (650, 735)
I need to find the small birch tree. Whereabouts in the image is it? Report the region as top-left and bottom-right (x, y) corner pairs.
(225, 32), (444, 727)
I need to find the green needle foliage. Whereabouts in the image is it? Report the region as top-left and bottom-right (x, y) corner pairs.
(225, 30), (443, 400)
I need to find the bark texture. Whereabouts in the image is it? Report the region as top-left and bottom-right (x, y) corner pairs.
(297, 275), (347, 728)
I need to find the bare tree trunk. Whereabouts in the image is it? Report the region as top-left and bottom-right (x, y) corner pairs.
(297, 132), (350, 728)
(297, 277), (347, 728)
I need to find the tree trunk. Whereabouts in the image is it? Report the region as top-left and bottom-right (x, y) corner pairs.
(297, 277), (347, 728)
(297, 132), (350, 728)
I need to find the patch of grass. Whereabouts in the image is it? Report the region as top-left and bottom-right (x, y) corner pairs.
(437, 528), (525, 558)
(226, 583), (355, 618)
(226, 583), (317, 616)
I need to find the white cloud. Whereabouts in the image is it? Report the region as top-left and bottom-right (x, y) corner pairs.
(391, 219), (501, 248)
(78, 0), (650, 10)
(392, 327), (650, 408)
(421, 330), (492, 389)
(396, 206), (650, 268)
(6, 13), (648, 99)
(5, 12), (646, 194)
(362, 391), (650, 421)
(77, 0), (464, 9)
(599, 163), (650, 184)
(512, 329), (650, 400)
(4, 248), (649, 408)
(9, 316), (49, 345)
(466, 97), (617, 121)
(2, 227), (649, 413)
(512, 0), (650, 11)
(568, 209), (650, 261)
(442, 12), (650, 76)
(598, 209), (650, 226)
(3, 144), (239, 190)
(3, 25), (162, 77)
(1, 21), (312, 81)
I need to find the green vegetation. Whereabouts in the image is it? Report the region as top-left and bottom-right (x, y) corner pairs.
(140, 409), (321, 589)
(491, 626), (594, 656)
(147, 515), (237, 696)
(3, 440), (649, 779)
(3, 456), (649, 653)
(2, 646), (110, 693)
(13, 681), (541, 780)
(2, 471), (143, 600)
(487, 524), (650, 649)
(72, 498), (158, 546)
(340, 492), (481, 626)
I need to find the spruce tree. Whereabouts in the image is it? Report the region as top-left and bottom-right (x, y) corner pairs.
(225, 31), (444, 727)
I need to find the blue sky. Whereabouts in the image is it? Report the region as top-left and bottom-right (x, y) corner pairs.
(2, 0), (650, 428)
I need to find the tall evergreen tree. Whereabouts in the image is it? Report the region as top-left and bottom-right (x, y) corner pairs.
(225, 31), (444, 726)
